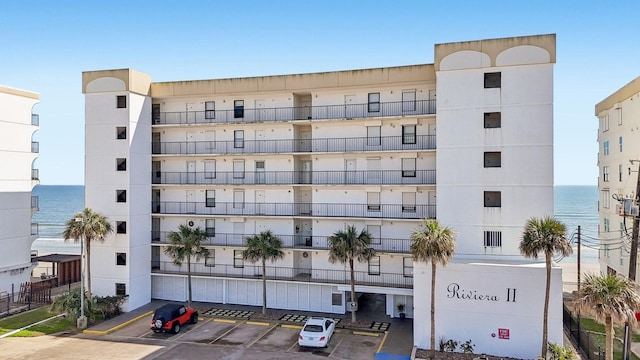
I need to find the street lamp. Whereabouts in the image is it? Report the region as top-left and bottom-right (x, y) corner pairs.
(75, 216), (87, 329)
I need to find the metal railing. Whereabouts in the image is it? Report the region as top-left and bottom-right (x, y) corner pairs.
(31, 141), (39, 153)
(31, 196), (39, 210)
(152, 201), (435, 219)
(153, 99), (436, 125)
(152, 135), (435, 155)
(152, 170), (436, 186)
(151, 261), (412, 289)
(563, 304), (602, 360)
(31, 114), (39, 126)
(32, 169), (39, 181)
(31, 223), (39, 236)
(151, 231), (412, 253)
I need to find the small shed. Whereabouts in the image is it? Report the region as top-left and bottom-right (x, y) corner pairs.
(32, 253), (81, 286)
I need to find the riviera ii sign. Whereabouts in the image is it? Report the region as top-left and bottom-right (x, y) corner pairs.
(446, 283), (517, 303)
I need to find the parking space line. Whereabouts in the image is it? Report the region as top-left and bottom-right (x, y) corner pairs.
(328, 334), (345, 358)
(376, 331), (389, 353)
(83, 310), (154, 336)
(210, 319), (246, 344)
(245, 323), (278, 348)
(352, 330), (380, 337)
(287, 338), (299, 353)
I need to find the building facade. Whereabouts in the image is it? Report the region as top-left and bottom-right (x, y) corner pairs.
(0, 85), (40, 296)
(83, 34), (558, 358)
(595, 77), (640, 278)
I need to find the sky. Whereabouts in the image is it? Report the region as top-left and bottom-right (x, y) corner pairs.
(1, 0), (638, 185)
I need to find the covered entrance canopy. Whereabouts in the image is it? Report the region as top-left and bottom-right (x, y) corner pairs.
(32, 253), (81, 286)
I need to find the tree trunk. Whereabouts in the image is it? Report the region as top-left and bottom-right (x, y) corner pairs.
(262, 258), (267, 314)
(606, 316), (613, 360)
(430, 261), (436, 360)
(86, 238), (91, 299)
(350, 257), (356, 323)
(187, 255), (192, 307)
(542, 254), (551, 358)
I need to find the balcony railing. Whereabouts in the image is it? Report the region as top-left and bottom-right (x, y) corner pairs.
(32, 168), (39, 181)
(151, 261), (412, 289)
(152, 201), (435, 219)
(32, 114), (39, 126)
(31, 141), (39, 153)
(152, 135), (435, 155)
(31, 196), (39, 210)
(152, 170), (436, 186)
(153, 99), (436, 126)
(31, 223), (39, 236)
(152, 232), (411, 253)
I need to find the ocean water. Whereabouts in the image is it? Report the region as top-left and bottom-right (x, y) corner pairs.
(29, 185), (600, 262)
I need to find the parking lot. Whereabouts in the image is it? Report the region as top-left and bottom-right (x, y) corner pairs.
(110, 314), (384, 359)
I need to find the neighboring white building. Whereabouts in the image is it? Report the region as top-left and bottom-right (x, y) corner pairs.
(0, 85), (40, 296)
(83, 34), (558, 358)
(595, 77), (640, 278)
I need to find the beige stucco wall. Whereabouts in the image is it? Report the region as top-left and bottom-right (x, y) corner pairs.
(0, 85), (39, 100)
(82, 68), (152, 96)
(595, 76), (640, 115)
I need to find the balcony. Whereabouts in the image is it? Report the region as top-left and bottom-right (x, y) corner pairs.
(152, 170), (436, 186)
(31, 196), (39, 211)
(32, 168), (39, 181)
(152, 232), (411, 253)
(152, 135), (435, 155)
(31, 223), (39, 236)
(32, 114), (39, 126)
(152, 201), (435, 219)
(151, 261), (412, 289)
(153, 99), (436, 126)
(31, 141), (39, 153)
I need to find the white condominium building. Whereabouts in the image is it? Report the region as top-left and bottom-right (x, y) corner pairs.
(83, 34), (557, 358)
(0, 85), (40, 296)
(595, 77), (640, 278)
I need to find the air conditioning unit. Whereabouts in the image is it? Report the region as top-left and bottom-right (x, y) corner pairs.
(620, 199), (640, 217)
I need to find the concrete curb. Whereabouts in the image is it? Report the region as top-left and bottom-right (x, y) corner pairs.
(83, 311), (153, 335)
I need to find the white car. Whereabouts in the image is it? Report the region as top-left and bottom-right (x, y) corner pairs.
(298, 317), (336, 348)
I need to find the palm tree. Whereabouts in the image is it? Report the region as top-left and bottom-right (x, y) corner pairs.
(63, 208), (113, 298)
(328, 225), (375, 323)
(519, 216), (572, 359)
(164, 224), (210, 307)
(574, 273), (640, 360)
(410, 219), (456, 360)
(243, 230), (285, 314)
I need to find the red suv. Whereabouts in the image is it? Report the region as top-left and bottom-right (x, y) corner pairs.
(150, 304), (198, 334)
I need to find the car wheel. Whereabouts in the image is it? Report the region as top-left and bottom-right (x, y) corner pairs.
(191, 313), (198, 324)
(172, 322), (180, 334)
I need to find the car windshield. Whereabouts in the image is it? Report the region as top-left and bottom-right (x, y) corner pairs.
(303, 324), (324, 333)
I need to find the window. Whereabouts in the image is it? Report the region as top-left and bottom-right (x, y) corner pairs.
(403, 257), (413, 277)
(604, 218), (610, 233)
(332, 293), (342, 306)
(402, 192), (416, 212)
(116, 190), (126, 203)
(621, 249), (624, 266)
(484, 191), (501, 207)
(206, 219), (215, 237)
(233, 190), (244, 209)
(402, 125), (416, 144)
(484, 152), (501, 168)
(402, 90), (416, 111)
(116, 126), (127, 139)
(152, 104), (160, 124)
(116, 95), (127, 109)
(402, 158), (416, 177)
(601, 115), (609, 132)
(603, 141), (609, 156)
(255, 160), (265, 184)
(601, 190), (610, 209)
(233, 160), (245, 179)
(367, 126), (381, 146)
(484, 231), (502, 247)
(604, 243), (610, 258)
(367, 192), (381, 212)
(116, 221), (127, 234)
(116, 158), (127, 171)
(205, 130), (216, 149)
(234, 100), (244, 118)
(234, 130), (244, 148)
(621, 222), (625, 237)
(205, 251), (215, 267)
(205, 190), (216, 207)
(205, 101), (215, 119)
(617, 109), (623, 125)
(368, 256), (380, 275)
(115, 283), (126, 296)
(484, 112), (501, 128)
(619, 136), (623, 152)
(116, 253), (126, 266)
(484, 72), (501, 88)
(234, 250), (244, 268)
(367, 225), (381, 245)
(204, 160), (216, 179)
(368, 93), (380, 112)
(603, 166), (609, 182)
(619, 164), (623, 182)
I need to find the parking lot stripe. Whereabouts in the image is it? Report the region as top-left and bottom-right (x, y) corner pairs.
(376, 331), (389, 353)
(328, 334), (346, 357)
(352, 330), (380, 337)
(246, 321), (270, 326)
(245, 323), (278, 348)
(83, 311), (154, 336)
(210, 319), (246, 344)
(213, 319), (237, 324)
(281, 324), (302, 329)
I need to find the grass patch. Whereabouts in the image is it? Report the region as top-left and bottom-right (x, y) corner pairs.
(578, 316), (640, 360)
(0, 306), (73, 336)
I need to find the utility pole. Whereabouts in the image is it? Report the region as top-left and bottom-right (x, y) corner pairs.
(623, 160), (640, 360)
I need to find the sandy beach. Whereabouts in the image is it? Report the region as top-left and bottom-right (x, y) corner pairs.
(559, 260), (601, 293)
